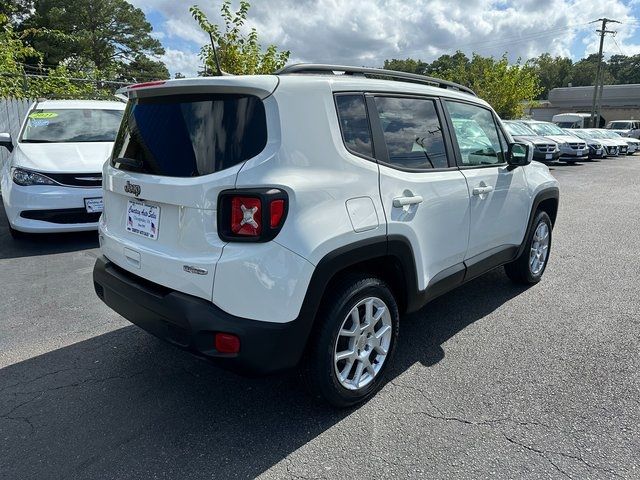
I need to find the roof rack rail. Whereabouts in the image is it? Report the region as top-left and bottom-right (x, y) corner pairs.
(276, 63), (476, 97)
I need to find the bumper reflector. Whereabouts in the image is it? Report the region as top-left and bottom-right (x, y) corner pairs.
(215, 333), (241, 354)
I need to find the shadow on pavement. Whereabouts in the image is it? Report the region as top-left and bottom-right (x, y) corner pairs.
(0, 269), (527, 479)
(0, 203), (98, 260)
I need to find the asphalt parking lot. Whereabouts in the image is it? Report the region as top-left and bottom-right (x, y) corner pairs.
(1, 157), (639, 479)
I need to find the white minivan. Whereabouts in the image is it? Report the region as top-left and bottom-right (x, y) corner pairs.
(0, 99), (125, 237)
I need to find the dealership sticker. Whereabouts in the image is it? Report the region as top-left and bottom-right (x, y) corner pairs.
(29, 119), (50, 127)
(28, 112), (58, 119)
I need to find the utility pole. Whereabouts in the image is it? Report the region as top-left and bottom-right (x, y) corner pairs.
(589, 18), (619, 127)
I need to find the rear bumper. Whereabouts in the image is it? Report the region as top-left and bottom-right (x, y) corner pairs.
(93, 256), (311, 375)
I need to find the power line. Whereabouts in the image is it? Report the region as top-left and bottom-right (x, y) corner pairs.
(611, 36), (626, 56)
(400, 22), (591, 60)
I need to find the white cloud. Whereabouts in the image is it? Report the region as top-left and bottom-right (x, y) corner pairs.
(130, 0), (640, 76)
(160, 49), (202, 77)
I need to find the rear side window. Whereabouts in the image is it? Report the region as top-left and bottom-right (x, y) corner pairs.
(335, 94), (373, 158)
(374, 96), (448, 170)
(112, 94), (267, 177)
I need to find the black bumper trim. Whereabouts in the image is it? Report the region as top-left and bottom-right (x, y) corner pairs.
(93, 257), (311, 375)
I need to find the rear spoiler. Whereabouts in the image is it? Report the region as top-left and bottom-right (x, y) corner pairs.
(114, 77), (279, 100)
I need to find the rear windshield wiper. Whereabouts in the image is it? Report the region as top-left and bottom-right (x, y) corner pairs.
(113, 157), (144, 171)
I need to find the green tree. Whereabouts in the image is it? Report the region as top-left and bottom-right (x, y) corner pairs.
(119, 54), (170, 83)
(22, 0), (165, 74)
(568, 54), (614, 87)
(0, 0), (32, 24)
(1, 14), (112, 98)
(190, 1), (290, 75)
(384, 53), (540, 119)
(453, 54), (540, 119)
(0, 14), (40, 97)
(424, 51), (469, 78)
(608, 54), (640, 85)
(527, 53), (573, 99)
(383, 58), (427, 75)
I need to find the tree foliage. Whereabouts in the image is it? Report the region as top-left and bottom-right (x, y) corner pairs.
(190, 1), (290, 75)
(385, 52), (540, 119)
(526, 53), (573, 99)
(21, 0), (167, 80)
(0, 14), (116, 99)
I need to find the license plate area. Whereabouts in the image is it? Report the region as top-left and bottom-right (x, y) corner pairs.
(126, 199), (161, 240)
(84, 197), (103, 213)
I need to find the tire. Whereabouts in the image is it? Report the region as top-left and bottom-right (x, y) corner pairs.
(7, 222), (25, 240)
(301, 275), (400, 407)
(505, 210), (552, 285)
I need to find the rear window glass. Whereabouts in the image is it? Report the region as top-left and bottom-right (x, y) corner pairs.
(112, 94), (267, 177)
(335, 94), (373, 158)
(21, 109), (123, 143)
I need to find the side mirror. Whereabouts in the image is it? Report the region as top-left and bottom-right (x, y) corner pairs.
(0, 132), (13, 153)
(507, 142), (532, 167)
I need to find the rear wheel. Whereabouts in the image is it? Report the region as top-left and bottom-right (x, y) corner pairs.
(301, 276), (399, 407)
(505, 210), (552, 284)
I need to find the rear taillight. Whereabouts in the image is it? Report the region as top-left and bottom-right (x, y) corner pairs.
(218, 188), (288, 242)
(230, 196), (262, 236)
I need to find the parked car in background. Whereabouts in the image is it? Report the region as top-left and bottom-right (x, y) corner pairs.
(598, 129), (640, 154)
(0, 99), (125, 237)
(606, 120), (640, 139)
(518, 120), (588, 163)
(503, 121), (560, 162)
(563, 129), (607, 159)
(553, 113), (595, 129)
(583, 129), (630, 155)
(574, 129), (620, 157)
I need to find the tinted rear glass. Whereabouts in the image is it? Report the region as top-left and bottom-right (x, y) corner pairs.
(21, 109), (123, 143)
(112, 94), (267, 177)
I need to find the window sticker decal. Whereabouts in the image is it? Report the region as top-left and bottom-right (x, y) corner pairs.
(28, 112), (59, 119)
(29, 119), (50, 127)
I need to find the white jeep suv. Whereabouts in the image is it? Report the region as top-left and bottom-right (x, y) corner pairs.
(93, 66), (559, 407)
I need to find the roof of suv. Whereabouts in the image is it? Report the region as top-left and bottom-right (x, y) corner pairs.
(32, 99), (126, 110)
(123, 73), (487, 107)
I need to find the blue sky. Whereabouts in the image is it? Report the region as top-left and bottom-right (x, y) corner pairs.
(129, 0), (640, 77)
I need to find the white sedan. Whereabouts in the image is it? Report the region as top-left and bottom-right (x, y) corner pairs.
(0, 99), (125, 237)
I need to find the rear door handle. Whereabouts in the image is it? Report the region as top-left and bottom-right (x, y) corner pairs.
(393, 195), (424, 208)
(472, 185), (494, 196)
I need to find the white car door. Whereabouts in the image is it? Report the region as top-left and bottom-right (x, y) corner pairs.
(371, 94), (471, 293)
(444, 100), (530, 267)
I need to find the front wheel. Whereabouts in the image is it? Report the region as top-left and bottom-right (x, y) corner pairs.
(301, 276), (399, 407)
(505, 210), (552, 284)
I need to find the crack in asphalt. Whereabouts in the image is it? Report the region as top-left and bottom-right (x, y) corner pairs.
(388, 380), (625, 478)
(0, 370), (149, 435)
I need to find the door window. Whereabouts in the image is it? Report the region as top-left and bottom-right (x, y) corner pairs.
(446, 101), (506, 166)
(374, 96), (449, 170)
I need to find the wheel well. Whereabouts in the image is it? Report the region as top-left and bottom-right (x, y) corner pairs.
(537, 198), (558, 226)
(321, 256), (408, 314)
